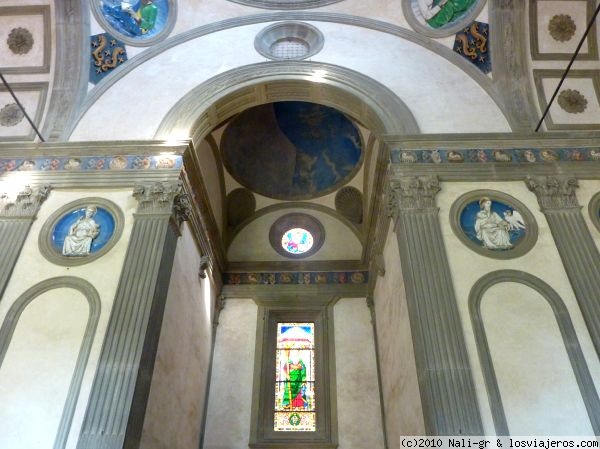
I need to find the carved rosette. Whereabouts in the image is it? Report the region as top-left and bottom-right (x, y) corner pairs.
(525, 176), (580, 211)
(0, 185), (51, 219)
(133, 181), (185, 216)
(386, 176), (441, 222)
(7, 27), (34, 55)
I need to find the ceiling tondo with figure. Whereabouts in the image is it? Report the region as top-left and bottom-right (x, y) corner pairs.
(220, 102), (363, 200)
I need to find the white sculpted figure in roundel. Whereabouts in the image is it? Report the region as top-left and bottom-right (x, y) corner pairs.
(474, 197), (512, 250)
(62, 206), (101, 256)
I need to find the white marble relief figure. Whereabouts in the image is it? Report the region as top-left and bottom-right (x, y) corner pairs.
(62, 206), (100, 256)
(474, 197), (512, 250)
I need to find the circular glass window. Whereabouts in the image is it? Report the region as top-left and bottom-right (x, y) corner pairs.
(281, 228), (314, 254)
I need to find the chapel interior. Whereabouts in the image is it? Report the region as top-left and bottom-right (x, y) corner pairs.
(0, 1), (600, 449)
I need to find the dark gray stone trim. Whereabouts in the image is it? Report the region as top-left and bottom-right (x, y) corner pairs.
(227, 0), (343, 10)
(533, 69), (600, 131)
(449, 189), (538, 259)
(64, 11), (507, 139)
(529, 0), (598, 61)
(387, 175), (484, 435)
(221, 282), (367, 299)
(43, 0), (90, 141)
(90, 0), (177, 47)
(0, 185), (50, 301)
(0, 5), (51, 74)
(402, 0), (488, 39)
(589, 191), (600, 234)
(489, 0), (539, 132)
(469, 270), (600, 435)
(0, 276), (101, 449)
(38, 197), (125, 267)
(268, 213), (325, 259)
(0, 82), (48, 142)
(76, 183), (180, 449)
(227, 259), (365, 272)
(526, 176), (600, 359)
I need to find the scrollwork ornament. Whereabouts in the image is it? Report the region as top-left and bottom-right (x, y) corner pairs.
(173, 192), (192, 224)
(133, 181), (182, 215)
(525, 176), (580, 211)
(0, 184), (51, 218)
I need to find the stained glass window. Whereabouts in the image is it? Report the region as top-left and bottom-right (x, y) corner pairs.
(274, 322), (316, 432)
(281, 228), (313, 255)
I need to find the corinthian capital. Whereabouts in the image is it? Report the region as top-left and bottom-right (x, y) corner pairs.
(525, 176), (579, 211)
(386, 176), (440, 221)
(0, 184), (51, 219)
(133, 181), (183, 215)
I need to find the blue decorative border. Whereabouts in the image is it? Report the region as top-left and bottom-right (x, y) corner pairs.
(0, 155), (182, 173)
(391, 148), (600, 164)
(224, 271), (368, 285)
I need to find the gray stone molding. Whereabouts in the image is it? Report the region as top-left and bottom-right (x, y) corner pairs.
(0, 82), (48, 142)
(0, 5), (51, 74)
(90, 0), (177, 47)
(533, 70), (600, 131)
(76, 185), (180, 449)
(469, 270), (600, 435)
(43, 0), (89, 141)
(0, 276), (101, 449)
(254, 21), (325, 61)
(525, 175), (600, 359)
(38, 197), (125, 267)
(64, 11), (511, 140)
(387, 175), (484, 435)
(489, 0), (539, 132)
(588, 191), (600, 234)
(402, 0), (488, 39)
(449, 189), (539, 259)
(0, 185), (50, 302)
(268, 213), (325, 259)
(529, 0), (598, 61)
(221, 282), (367, 299)
(525, 175), (579, 211)
(227, 0), (343, 9)
(0, 184), (50, 218)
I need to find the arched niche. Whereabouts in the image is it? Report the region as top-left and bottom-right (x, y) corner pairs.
(469, 270), (600, 435)
(0, 277), (101, 449)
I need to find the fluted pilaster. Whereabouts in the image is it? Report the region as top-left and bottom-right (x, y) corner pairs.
(526, 175), (600, 357)
(0, 185), (50, 300)
(77, 182), (185, 449)
(387, 176), (483, 435)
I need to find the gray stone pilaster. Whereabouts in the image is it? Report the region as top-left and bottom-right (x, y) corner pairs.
(77, 181), (185, 449)
(387, 176), (483, 435)
(526, 176), (600, 357)
(0, 185), (50, 301)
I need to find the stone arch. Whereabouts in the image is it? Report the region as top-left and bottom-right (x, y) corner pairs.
(468, 270), (600, 435)
(0, 276), (101, 449)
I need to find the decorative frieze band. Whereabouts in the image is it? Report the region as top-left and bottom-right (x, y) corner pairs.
(525, 176), (579, 211)
(0, 184), (51, 218)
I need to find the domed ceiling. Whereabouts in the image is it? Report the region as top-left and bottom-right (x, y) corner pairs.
(220, 101), (363, 200)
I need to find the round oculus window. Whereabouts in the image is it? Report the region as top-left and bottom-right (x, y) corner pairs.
(281, 227), (314, 254)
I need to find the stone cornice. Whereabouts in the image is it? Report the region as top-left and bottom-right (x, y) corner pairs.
(525, 176), (580, 211)
(0, 185), (51, 219)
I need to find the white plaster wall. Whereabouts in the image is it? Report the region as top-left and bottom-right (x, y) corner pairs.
(437, 181), (600, 435)
(481, 282), (593, 435)
(197, 139), (224, 236)
(227, 207), (362, 261)
(0, 187), (136, 449)
(140, 223), (215, 449)
(0, 288), (87, 449)
(334, 297), (385, 449)
(373, 225), (425, 445)
(71, 22), (509, 142)
(203, 298), (257, 449)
